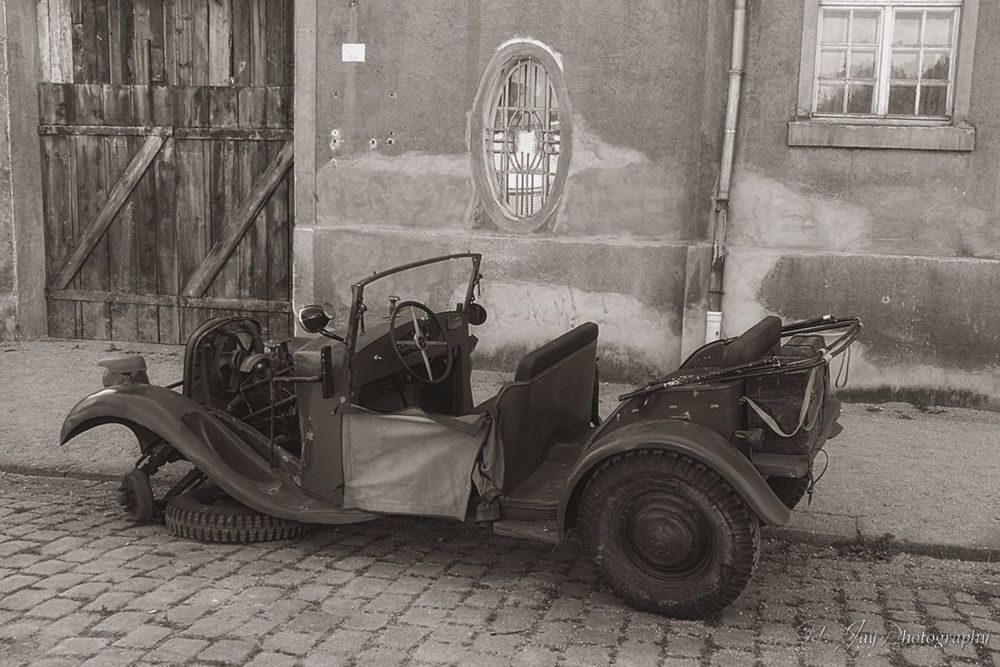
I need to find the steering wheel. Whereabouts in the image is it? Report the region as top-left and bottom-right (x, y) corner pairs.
(389, 300), (454, 384)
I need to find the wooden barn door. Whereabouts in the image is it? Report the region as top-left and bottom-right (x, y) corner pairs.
(37, 0), (294, 344)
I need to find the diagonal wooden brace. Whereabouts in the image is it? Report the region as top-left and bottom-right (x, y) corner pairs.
(51, 131), (167, 290)
(182, 141), (294, 298)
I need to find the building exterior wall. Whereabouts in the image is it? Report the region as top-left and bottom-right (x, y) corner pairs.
(725, 0), (1000, 407)
(295, 0), (1000, 404)
(295, 0), (733, 379)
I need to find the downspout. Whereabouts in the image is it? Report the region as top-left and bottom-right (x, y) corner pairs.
(706, 0), (749, 342)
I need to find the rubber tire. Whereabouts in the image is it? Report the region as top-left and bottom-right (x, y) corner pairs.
(767, 475), (810, 510)
(118, 469), (155, 523)
(165, 485), (305, 544)
(579, 450), (760, 619)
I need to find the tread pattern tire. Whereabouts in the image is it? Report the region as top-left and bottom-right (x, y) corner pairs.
(579, 450), (760, 619)
(165, 485), (305, 544)
(767, 475), (811, 510)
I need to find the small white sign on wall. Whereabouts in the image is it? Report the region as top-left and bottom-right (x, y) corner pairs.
(342, 43), (366, 63)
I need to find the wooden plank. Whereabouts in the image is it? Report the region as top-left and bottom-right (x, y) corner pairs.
(237, 86), (265, 128)
(208, 0), (232, 85)
(107, 0), (123, 83)
(153, 136), (179, 343)
(151, 85), (174, 126)
(182, 141), (293, 297)
(174, 0), (194, 85)
(37, 0), (53, 82)
(73, 83), (105, 124)
(264, 86), (289, 128)
(119, 0), (136, 83)
(191, 0), (209, 85)
(50, 0), (76, 83)
(38, 83), (72, 125)
(39, 124), (168, 137)
(281, 0), (293, 87)
(231, 0), (251, 85)
(50, 133), (165, 290)
(106, 135), (139, 340)
(132, 0), (152, 83)
(161, 0), (175, 84)
(174, 137), (210, 336)
(209, 139), (241, 299)
(76, 134), (110, 339)
(264, 0), (284, 86)
(41, 135), (80, 337)
(71, 0), (85, 82)
(173, 86), (209, 127)
(249, 0), (267, 85)
(238, 141), (265, 301)
(102, 84), (134, 125)
(94, 0), (111, 83)
(131, 134), (160, 342)
(175, 127), (292, 141)
(131, 85), (153, 126)
(209, 86), (239, 128)
(48, 289), (289, 312)
(267, 151), (290, 305)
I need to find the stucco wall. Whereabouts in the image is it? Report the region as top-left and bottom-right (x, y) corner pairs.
(726, 0), (1000, 407)
(296, 0), (732, 380)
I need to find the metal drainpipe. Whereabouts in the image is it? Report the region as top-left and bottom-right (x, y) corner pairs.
(706, 0), (749, 343)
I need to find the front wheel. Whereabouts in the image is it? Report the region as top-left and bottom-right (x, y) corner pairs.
(579, 450), (760, 618)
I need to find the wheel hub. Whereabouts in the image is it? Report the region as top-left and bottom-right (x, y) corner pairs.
(631, 507), (696, 568)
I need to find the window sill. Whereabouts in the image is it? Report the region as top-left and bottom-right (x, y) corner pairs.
(787, 120), (975, 151)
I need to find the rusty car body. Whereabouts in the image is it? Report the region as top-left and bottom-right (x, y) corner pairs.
(62, 252), (860, 617)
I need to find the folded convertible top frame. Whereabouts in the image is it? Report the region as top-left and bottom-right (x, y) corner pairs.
(619, 316), (862, 401)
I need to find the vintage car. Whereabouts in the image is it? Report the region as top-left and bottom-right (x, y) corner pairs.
(61, 253), (860, 618)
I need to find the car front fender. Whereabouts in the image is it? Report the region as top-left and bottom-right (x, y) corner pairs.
(558, 419), (791, 539)
(61, 384), (374, 525)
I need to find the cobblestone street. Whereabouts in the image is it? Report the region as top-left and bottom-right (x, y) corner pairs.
(0, 472), (997, 667)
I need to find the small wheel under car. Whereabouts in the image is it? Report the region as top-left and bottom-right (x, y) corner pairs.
(117, 469), (155, 523)
(580, 450), (760, 619)
(165, 485), (305, 544)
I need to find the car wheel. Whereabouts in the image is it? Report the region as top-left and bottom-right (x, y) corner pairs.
(117, 469), (155, 523)
(767, 475), (811, 510)
(579, 450), (760, 619)
(165, 485), (305, 544)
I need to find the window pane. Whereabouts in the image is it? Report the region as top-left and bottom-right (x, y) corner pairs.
(851, 10), (880, 44)
(922, 50), (950, 80)
(919, 85), (949, 116)
(847, 84), (874, 113)
(819, 48), (847, 78)
(821, 9), (849, 43)
(816, 84), (845, 113)
(891, 51), (920, 80)
(850, 49), (876, 78)
(893, 11), (922, 47)
(888, 85), (917, 114)
(924, 11), (954, 46)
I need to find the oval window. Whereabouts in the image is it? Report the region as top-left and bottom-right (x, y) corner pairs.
(471, 42), (572, 232)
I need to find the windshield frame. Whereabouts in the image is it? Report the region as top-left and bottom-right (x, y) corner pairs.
(345, 253), (482, 353)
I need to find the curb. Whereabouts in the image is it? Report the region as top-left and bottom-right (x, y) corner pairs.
(4, 465), (998, 564)
(766, 525), (1000, 565)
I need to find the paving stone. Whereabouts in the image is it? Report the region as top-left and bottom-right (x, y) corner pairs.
(198, 638), (256, 663)
(112, 624), (173, 650)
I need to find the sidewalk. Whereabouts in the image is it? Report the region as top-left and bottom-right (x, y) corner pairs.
(1, 339), (998, 560)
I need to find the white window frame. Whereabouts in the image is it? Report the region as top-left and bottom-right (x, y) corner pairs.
(812, 0), (961, 120)
(791, 0), (978, 150)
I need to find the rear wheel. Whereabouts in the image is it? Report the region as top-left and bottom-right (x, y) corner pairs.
(165, 485), (305, 543)
(117, 470), (155, 523)
(579, 450), (760, 619)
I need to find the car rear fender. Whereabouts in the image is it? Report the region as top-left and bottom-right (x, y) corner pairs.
(558, 419), (791, 539)
(61, 384), (373, 524)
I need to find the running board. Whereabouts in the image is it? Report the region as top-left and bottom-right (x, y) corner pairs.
(492, 519), (560, 544)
